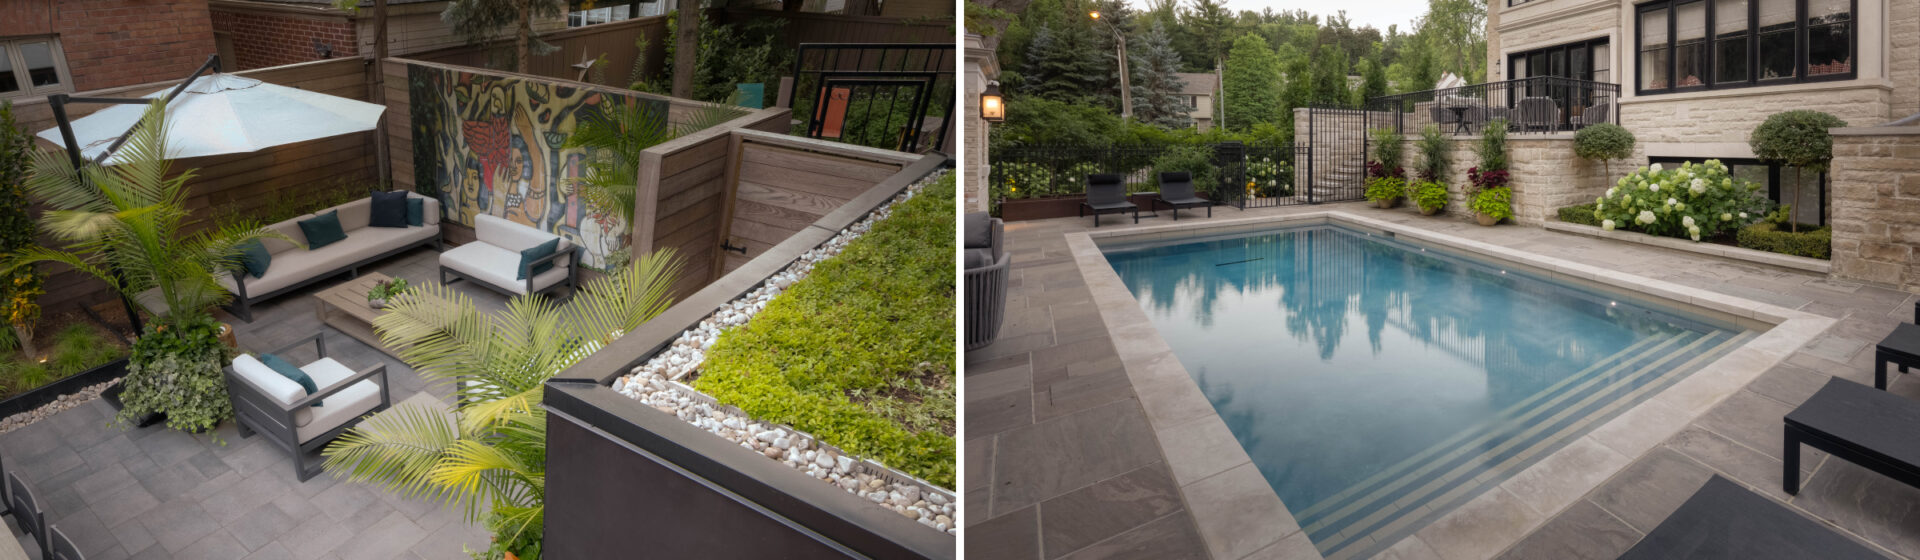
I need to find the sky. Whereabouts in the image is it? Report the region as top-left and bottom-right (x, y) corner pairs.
(1126, 0), (1432, 34)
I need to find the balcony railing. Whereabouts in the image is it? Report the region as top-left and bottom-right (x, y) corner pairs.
(1366, 76), (1620, 135)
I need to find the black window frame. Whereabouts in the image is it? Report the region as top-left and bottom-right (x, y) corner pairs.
(1648, 156), (1827, 226)
(1634, 0), (1856, 96)
(1508, 37), (1612, 83)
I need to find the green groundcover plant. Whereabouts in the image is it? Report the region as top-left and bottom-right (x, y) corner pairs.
(1592, 160), (1770, 241)
(1411, 180), (1449, 213)
(1471, 186), (1513, 222)
(696, 174), (957, 488)
(1364, 176), (1404, 203)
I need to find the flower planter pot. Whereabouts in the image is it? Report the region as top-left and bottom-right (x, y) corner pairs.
(99, 373), (165, 428)
(999, 195), (1088, 222)
(368, 298), (387, 310)
(1476, 213), (1501, 226)
(1420, 206), (1441, 216)
(1373, 198), (1403, 209)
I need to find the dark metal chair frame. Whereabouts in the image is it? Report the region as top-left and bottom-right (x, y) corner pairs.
(963, 215), (1008, 350)
(1152, 172), (1214, 221)
(1077, 174), (1137, 227)
(225, 333), (392, 482)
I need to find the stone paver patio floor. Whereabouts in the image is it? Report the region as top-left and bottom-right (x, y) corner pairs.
(964, 202), (1920, 560)
(0, 246), (503, 560)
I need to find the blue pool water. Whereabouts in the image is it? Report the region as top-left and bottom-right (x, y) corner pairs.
(1103, 224), (1750, 559)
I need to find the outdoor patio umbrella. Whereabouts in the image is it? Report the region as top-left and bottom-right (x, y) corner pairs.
(35, 72), (385, 165)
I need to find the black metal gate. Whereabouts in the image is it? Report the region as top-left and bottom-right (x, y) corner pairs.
(1211, 142), (1312, 209)
(1302, 105), (1373, 203)
(787, 44), (954, 154)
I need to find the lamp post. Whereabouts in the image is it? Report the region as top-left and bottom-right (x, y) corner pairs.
(1090, 11), (1132, 122)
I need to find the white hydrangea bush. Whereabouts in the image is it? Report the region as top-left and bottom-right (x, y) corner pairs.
(1592, 160), (1770, 241)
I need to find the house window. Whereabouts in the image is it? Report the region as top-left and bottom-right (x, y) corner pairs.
(1650, 156), (1826, 226)
(1511, 38), (1612, 83)
(1637, 0), (1855, 95)
(0, 36), (72, 100)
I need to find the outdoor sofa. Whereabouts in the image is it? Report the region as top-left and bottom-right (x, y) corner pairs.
(439, 214), (581, 302)
(1079, 174), (1138, 227)
(1153, 172), (1213, 220)
(218, 192), (442, 322)
(226, 333), (392, 482)
(963, 212), (1009, 350)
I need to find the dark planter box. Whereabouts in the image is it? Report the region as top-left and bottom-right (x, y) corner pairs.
(100, 381), (166, 428)
(0, 357), (134, 422)
(999, 195), (1085, 222)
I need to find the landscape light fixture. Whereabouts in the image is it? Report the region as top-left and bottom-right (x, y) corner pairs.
(1088, 11), (1131, 121)
(980, 81), (1005, 122)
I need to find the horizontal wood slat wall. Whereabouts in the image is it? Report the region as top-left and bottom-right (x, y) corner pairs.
(5, 57), (379, 315)
(714, 132), (914, 275)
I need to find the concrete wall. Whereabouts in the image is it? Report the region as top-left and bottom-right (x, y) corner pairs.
(1829, 127), (1920, 292)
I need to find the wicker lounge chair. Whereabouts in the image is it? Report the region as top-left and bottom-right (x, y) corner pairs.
(1079, 174), (1137, 227)
(964, 212), (1010, 350)
(1153, 172), (1212, 220)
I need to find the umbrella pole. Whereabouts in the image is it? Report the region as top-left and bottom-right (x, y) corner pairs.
(48, 95), (147, 337)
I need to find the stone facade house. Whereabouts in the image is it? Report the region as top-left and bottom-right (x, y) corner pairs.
(1175, 71), (1217, 132)
(1487, 0), (1919, 226)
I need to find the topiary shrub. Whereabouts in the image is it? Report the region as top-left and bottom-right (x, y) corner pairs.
(1592, 160), (1770, 240)
(1558, 203), (1601, 226)
(1574, 123), (1636, 179)
(1737, 222), (1831, 259)
(1750, 110), (1847, 232)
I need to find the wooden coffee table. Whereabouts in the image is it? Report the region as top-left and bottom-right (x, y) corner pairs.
(314, 273), (427, 358)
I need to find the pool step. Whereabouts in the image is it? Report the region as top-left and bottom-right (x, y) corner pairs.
(1302, 329), (1753, 559)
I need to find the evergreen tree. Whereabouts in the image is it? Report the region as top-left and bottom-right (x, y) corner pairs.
(1182, 0), (1236, 70)
(1222, 34), (1283, 130)
(1128, 22), (1193, 128)
(1308, 43), (1351, 107)
(1360, 57), (1390, 101)
(1022, 23), (1116, 108)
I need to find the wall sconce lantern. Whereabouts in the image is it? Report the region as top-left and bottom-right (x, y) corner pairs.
(980, 81), (1005, 122)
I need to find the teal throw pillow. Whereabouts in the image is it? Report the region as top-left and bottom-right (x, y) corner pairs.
(298, 210), (347, 249)
(259, 353), (322, 406)
(519, 238), (560, 280)
(238, 239), (271, 279)
(407, 198), (424, 227)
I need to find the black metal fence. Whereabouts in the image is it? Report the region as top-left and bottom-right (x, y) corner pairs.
(1366, 76), (1620, 135)
(988, 142), (1317, 209)
(787, 43), (954, 154)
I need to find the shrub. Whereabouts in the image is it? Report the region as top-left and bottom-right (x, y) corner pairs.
(1472, 187), (1514, 221)
(1737, 222), (1831, 259)
(1468, 167), (1509, 190)
(1592, 160), (1769, 241)
(1415, 125), (1451, 181)
(1365, 176), (1405, 203)
(1151, 145), (1219, 194)
(1575, 123), (1636, 178)
(1558, 203), (1602, 226)
(1411, 180), (1449, 213)
(1369, 127), (1406, 177)
(697, 175), (956, 488)
(1246, 156), (1293, 197)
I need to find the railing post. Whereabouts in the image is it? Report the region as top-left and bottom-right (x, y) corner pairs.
(1307, 109), (1316, 205)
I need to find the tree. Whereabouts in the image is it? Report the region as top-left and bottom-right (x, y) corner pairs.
(442, 0), (566, 73)
(1222, 34), (1283, 130)
(1412, 0), (1487, 83)
(1750, 110), (1847, 231)
(1359, 57), (1389, 104)
(1128, 22), (1193, 128)
(325, 250), (684, 560)
(0, 102), (40, 358)
(564, 101), (744, 267)
(1182, 0), (1236, 69)
(1308, 43), (1351, 107)
(1022, 23), (1116, 109)
(1574, 123), (1636, 181)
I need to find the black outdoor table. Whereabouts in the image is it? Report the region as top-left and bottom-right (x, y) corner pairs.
(1448, 106), (1471, 134)
(1619, 476), (1886, 560)
(1875, 323), (1920, 390)
(1783, 377), (1920, 496)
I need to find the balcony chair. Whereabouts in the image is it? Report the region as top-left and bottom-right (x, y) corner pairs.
(1515, 97), (1562, 132)
(1153, 172), (1213, 220)
(1078, 174), (1138, 227)
(225, 333), (392, 482)
(1578, 101), (1614, 126)
(963, 212), (1010, 350)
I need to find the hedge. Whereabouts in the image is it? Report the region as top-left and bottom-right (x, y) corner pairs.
(695, 174), (956, 488)
(1558, 203), (1601, 226)
(1736, 222), (1831, 259)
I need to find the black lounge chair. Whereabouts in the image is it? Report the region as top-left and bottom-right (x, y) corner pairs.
(1622, 476), (1883, 559)
(1153, 172), (1212, 220)
(1078, 174), (1137, 227)
(1871, 301), (1920, 389)
(1784, 377), (1920, 496)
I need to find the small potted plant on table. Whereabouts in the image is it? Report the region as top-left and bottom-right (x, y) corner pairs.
(367, 277), (409, 309)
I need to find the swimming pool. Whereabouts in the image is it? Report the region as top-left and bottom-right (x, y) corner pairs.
(1103, 224), (1752, 559)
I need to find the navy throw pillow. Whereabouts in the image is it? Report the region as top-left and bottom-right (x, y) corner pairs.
(238, 239), (271, 279)
(369, 191), (409, 228)
(259, 353), (322, 407)
(519, 238), (560, 280)
(298, 210), (347, 249)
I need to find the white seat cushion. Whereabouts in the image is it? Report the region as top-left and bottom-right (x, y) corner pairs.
(220, 221), (440, 297)
(439, 241), (570, 295)
(292, 358), (383, 443)
(231, 354), (305, 406)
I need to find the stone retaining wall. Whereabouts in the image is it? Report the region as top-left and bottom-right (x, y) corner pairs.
(1385, 134), (1642, 225)
(1829, 127), (1920, 292)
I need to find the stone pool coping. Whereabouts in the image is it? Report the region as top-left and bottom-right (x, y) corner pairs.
(1064, 210), (1836, 560)
(1542, 220), (1831, 275)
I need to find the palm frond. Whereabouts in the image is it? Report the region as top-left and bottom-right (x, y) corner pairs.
(321, 402), (464, 504)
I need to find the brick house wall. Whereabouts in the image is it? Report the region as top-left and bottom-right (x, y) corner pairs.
(210, 10), (358, 70)
(0, 0), (216, 92)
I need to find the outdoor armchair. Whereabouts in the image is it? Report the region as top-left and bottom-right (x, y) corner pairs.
(440, 214), (581, 302)
(1516, 97), (1562, 131)
(226, 333), (392, 482)
(1078, 174), (1138, 227)
(963, 212), (1009, 350)
(1153, 172), (1213, 220)
(1578, 101), (1614, 126)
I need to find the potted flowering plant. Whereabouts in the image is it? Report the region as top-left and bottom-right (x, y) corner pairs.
(367, 277), (410, 309)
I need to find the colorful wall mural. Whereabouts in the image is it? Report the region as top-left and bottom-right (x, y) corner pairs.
(410, 63), (669, 269)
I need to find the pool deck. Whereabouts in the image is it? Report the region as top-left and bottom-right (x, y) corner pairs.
(963, 202), (1920, 560)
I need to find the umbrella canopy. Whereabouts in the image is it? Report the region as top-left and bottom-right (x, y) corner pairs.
(37, 73), (385, 165)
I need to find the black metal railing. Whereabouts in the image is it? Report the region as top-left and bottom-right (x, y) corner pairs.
(1366, 76), (1620, 135)
(987, 142), (1314, 209)
(787, 43), (954, 154)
